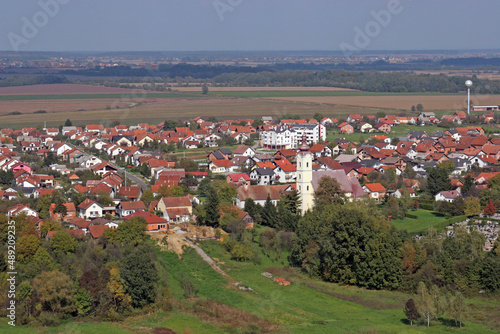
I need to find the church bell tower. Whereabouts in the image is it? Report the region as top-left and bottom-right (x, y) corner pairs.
(296, 133), (314, 214)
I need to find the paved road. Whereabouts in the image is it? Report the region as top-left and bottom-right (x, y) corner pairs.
(116, 167), (147, 190)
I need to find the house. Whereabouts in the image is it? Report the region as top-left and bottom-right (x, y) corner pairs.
(236, 184), (295, 209)
(156, 196), (193, 221)
(88, 225), (109, 239)
(347, 114), (362, 123)
(123, 211), (169, 231)
(7, 204), (38, 218)
(49, 203), (77, 221)
(116, 201), (146, 218)
(338, 122), (354, 134)
(363, 183), (386, 200)
(359, 122), (373, 133)
(249, 167), (276, 185)
(309, 144), (332, 158)
(374, 122), (391, 133)
(394, 188), (417, 199)
(209, 159), (236, 174)
(435, 190), (461, 202)
(78, 199), (103, 218)
(117, 186), (143, 201)
(233, 145), (255, 157)
(227, 173), (251, 187)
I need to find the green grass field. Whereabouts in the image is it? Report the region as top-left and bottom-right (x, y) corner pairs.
(390, 209), (452, 234)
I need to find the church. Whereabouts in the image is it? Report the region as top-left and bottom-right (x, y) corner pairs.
(296, 134), (365, 214)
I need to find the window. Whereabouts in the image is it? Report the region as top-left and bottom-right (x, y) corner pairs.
(306, 162), (309, 168)
(307, 186), (309, 191)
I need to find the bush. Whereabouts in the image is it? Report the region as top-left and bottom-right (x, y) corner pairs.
(180, 273), (198, 299)
(406, 213), (418, 219)
(37, 311), (61, 327)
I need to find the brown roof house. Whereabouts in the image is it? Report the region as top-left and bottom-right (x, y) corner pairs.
(78, 199), (103, 219)
(116, 200), (146, 218)
(156, 196), (192, 223)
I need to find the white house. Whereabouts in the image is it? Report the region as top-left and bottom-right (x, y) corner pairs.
(435, 190), (461, 202)
(78, 199), (103, 218)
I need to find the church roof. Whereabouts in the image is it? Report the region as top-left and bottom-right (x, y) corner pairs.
(311, 170), (365, 198)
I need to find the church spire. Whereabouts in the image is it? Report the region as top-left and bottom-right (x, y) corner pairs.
(299, 133), (309, 152)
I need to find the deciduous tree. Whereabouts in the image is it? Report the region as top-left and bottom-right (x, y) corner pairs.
(404, 298), (418, 326)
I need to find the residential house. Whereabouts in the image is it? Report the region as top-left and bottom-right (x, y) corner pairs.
(78, 199), (103, 218)
(435, 190), (461, 202)
(116, 201), (146, 218)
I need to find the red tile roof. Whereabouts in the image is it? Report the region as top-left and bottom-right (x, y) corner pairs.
(88, 225), (109, 238)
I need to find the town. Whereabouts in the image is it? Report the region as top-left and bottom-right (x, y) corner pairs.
(1, 108), (499, 251)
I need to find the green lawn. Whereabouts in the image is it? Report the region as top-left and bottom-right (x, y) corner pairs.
(390, 209), (450, 234)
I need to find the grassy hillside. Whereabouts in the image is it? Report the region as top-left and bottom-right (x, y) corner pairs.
(0, 241), (497, 333)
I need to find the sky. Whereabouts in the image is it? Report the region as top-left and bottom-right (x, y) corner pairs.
(1, 0), (499, 52)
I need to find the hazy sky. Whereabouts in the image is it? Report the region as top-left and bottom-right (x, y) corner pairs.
(1, 0), (499, 52)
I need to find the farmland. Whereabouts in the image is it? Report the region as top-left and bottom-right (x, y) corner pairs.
(0, 83), (499, 129)
(264, 94), (500, 111)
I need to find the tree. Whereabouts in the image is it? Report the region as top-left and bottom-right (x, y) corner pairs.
(17, 235), (41, 263)
(204, 185), (220, 227)
(313, 113), (324, 122)
(291, 202), (403, 290)
(140, 189), (155, 207)
(416, 104), (424, 112)
(120, 244), (158, 308)
(140, 163), (150, 177)
(261, 195), (278, 228)
(74, 288), (93, 316)
(64, 119), (72, 126)
(53, 203), (68, 220)
(484, 199), (497, 216)
(116, 217), (148, 246)
(404, 298), (418, 326)
(464, 196), (481, 217)
(427, 167), (451, 196)
(50, 231), (77, 254)
(411, 105), (416, 112)
(462, 174), (474, 194)
(314, 176), (345, 207)
(412, 199), (419, 210)
(107, 267), (132, 313)
(230, 242), (252, 261)
(33, 270), (75, 314)
(376, 111), (386, 119)
(487, 174), (500, 190)
(447, 291), (468, 328)
(415, 281), (435, 327)
(202, 83), (209, 94)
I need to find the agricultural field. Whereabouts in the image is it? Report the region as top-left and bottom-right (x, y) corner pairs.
(0, 84), (152, 96)
(0, 83), (499, 129)
(263, 94), (500, 112)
